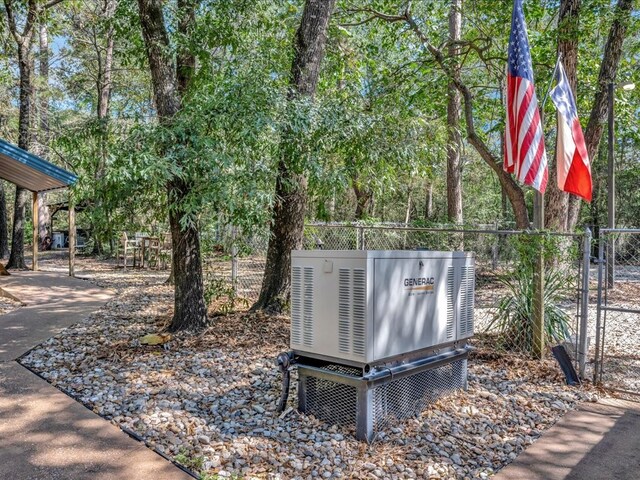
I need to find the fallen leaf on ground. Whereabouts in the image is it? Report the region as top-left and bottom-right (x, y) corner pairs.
(140, 333), (172, 345)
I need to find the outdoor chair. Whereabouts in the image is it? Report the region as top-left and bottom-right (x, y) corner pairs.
(159, 232), (172, 270)
(145, 236), (162, 270)
(76, 235), (87, 253)
(116, 232), (141, 269)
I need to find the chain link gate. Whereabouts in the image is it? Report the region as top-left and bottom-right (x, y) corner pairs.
(594, 229), (640, 394)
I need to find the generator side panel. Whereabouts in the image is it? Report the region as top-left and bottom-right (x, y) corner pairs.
(372, 256), (454, 361)
(290, 254), (370, 364)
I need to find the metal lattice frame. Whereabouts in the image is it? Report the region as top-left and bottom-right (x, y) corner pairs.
(298, 348), (469, 442)
(372, 359), (467, 431)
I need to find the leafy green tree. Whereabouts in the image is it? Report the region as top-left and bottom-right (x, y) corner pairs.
(447, 0), (463, 225)
(253, 0), (338, 313)
(3, 0), (64, 269)
(136, 0), (208, 331)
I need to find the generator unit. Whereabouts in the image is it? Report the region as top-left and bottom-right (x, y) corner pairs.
(290, 250), (475, 368)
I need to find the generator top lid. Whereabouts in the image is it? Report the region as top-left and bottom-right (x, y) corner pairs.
(0, 138), (77, 192)
(292, 250), (474, 259)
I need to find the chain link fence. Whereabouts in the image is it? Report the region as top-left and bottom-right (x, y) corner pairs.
(201, 225), (269, 311)
(204, 223), (587, 358)
(594, 229), (640, 393)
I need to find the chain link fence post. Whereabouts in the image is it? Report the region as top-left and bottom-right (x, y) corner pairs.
(532, 235), (545, 359)
(491, 221), (499, 270)
(607, 229), (615, 288)
(231, 226), (238, 296)
(357, 226), (365, 250)
(593, 231), (606, 384)
(578, 228), (592, 377)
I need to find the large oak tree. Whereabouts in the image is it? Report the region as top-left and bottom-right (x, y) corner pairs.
(253, 0), (337, 313)
(137, 0), (207, 331)
(545, 0), (633, 232)
(347, 0), (634, 231)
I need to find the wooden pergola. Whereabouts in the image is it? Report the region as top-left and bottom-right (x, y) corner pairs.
(0, 138), (78, 276)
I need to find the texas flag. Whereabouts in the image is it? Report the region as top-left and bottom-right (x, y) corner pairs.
(549, 61), (592, 202)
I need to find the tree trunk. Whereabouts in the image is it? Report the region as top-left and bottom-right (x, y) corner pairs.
(252, 0), (337, 313)
(138, 0), (180, 118)
(7, 42), (34, 270)
(7, 189), (29, 269)
(38, 21), (50, 245)
(0, 182), (9, 258)
(425, 181), (433, 221)
(567, 0), (633, 230)
(38, 21), (49, 158)
(176, 0), (196, 97)
(255, 168), (308, 313)
(166, 178), (207, 331)
(446, 0), (463, 224)
(404, 181), (413, 225)
(328, 188), (336, 221)
(501, 185), (508, 223)
(353, 179), (373, 220)
(545, 0), (580, 232)
(97, 1), (116, 122)
(92, 0), (117, 255)
(138, 0), (207, 331)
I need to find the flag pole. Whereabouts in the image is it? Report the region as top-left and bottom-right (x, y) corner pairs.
(540, 54), (562, 113)
(534, 55), (561, 230)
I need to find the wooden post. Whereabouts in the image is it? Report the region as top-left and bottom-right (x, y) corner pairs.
(532, 77), (554, 359)
(32, 191), (38, 271)
(69, 194), (75, 277)
(532, 191), (545, 359)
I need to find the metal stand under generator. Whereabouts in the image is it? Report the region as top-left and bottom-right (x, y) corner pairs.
(276, 250), (475, 442)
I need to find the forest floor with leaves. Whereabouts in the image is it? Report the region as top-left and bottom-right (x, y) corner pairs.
(16, 254), (604, 480)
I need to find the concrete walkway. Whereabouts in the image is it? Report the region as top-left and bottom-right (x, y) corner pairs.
(494, 397), (640, 480)
(0, 271), (192, 480)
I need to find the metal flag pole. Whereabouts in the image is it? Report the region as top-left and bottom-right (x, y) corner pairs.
(533, 55), (561, 231)
(540, 55), (562, 113)
(536, 54), (562, 224)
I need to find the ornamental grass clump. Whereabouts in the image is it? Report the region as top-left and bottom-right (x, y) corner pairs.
(487, 234), (573, 356)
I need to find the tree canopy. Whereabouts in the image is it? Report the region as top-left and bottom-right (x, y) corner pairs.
(1, 0), (639, 323)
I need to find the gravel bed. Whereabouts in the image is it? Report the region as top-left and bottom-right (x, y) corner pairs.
(20, 257), (600, 479)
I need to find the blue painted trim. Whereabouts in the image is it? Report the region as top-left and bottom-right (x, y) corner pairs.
(0, 138), (77, 190)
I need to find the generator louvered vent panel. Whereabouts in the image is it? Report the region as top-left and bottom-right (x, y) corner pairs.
(291, 266), (302, 345)
(459, 266), (474, 337)
(446, 266), (455, 340)
(338, 269), (351, 354)
(303, 267), (314, 346)
(352, 268), (366, 356)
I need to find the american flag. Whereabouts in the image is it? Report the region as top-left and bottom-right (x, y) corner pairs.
(504, 0), (548, 193)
